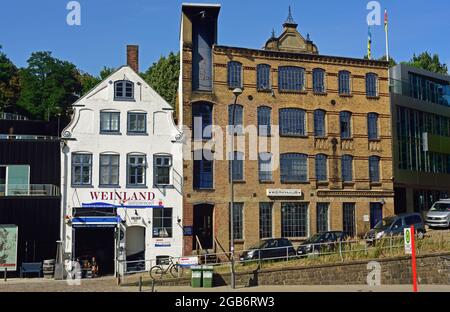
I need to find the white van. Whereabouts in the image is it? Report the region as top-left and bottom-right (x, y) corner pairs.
(425, 199), (450, 228)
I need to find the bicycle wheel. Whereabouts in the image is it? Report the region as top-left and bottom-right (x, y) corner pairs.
(170, 265), (184, 278)
(150, 265), (164, 280)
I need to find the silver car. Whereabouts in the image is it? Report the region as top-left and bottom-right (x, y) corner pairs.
(425, 200), (450, 228)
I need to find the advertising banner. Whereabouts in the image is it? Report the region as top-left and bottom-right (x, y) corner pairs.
(0, 224), (18, 271)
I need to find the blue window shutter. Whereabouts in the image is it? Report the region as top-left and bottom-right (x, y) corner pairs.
(257, 106), (271, 136)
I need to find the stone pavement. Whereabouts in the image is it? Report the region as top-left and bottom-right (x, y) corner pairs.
(0, 277), (449, 292)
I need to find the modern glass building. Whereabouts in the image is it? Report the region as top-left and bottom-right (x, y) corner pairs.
(391, 64), (450, 214)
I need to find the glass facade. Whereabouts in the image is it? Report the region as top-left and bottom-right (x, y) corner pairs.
(409, 73), (450, 107)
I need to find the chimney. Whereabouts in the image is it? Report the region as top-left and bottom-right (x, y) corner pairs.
(127, 45), (139, 73)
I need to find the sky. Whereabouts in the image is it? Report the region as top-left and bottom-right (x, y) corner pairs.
(0, 0), (449, 75)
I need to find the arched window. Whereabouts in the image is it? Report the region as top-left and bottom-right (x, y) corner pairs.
(314, 109), (326, 137)
(280, 153), (308, 182)
(257, 106), (272, 136)
(227, 61), (242, 88)
(369, 156), (381, 182)
(228, 104), (243, 135)
(340, 111), (352, 139)
(338, 71), (351, 95)
(366, 73), (378, 97)
(114, 80), (134, 100)
(367, 113), (379, 140)
(278, 66), (305, 92)
(257, 64), (271, 91)
(315, 154), (328, 182)
(279, 108), (306, 136)
(192, 102), (213, 140)
(313, 68), (326, 93)
(341, 155), (353, 182)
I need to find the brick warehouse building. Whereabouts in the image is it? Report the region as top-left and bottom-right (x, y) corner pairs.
(179, 4), (395, 256)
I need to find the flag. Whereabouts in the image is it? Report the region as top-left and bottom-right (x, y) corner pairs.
(384, 9), (388, 32)
(367, 27), (372, 60)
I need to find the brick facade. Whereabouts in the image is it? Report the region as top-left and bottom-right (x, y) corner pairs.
(180, 5), (394, 256)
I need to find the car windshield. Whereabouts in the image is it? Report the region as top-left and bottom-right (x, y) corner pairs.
(374, 217), (396, 229)
(304, 234), (321, 244)
(430, 203), (450, 212)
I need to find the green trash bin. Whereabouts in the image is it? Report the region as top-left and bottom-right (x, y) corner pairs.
(202, 266), (214, 288)
(191, 266), (203, 288)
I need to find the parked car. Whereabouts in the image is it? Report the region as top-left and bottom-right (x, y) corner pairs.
(425, 199), (450, 229)
(365, 213), (426, 243)
(297, 231), (348, 257)
(239, 238), (296, 262)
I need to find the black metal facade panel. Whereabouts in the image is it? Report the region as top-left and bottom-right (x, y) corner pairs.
(0, 198), (60, 272)
(0, 140), (60, 185)
(0, 119), (62, 136)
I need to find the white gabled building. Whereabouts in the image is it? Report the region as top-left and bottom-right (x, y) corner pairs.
(60, 46), (183, 275)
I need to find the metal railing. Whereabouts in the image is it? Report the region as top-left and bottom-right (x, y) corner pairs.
(0, 134), (59, 141)
(0, 112), (28, 121)
(0, 184), (60, 197)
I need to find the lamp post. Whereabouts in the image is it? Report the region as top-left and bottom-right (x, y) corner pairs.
(230, 87), (242, 289)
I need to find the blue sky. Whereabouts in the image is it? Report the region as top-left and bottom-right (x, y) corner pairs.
(0, 0), (449, 75)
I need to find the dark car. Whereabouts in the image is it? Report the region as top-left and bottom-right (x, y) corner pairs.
(239, 238), (296, 262)
(297, 231), (348, 257)
(365, 213), (426, 243)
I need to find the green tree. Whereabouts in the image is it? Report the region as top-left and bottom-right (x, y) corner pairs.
(0, 46), (21, 111)
(78, 66), (116, 95)
(18, 51), (82, 121)
(404, 52), (448, 75)
(142, 52), (179, 107)
(363, 54), (397, 68)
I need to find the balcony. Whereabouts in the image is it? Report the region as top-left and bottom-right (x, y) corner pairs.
(0, 134), (59, 141)
(390, 78), (450, 107)
(0, 184), (60, 197)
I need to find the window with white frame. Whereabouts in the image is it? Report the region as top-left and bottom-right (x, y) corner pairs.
(100, 112), (120, 133)
(72, 153), (92, 186)
(128, 112), (147, 134)
(99, 154), (119, 186)
(153, 208), (173, 238)
(127, 154), (146, 186)
(154, 155), (172, 186)
(114, 80), (134, 100)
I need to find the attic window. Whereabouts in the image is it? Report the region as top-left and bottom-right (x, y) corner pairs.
(114, 80), (134, 100)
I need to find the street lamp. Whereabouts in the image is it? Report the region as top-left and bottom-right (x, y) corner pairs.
(230, 87), (242, 289)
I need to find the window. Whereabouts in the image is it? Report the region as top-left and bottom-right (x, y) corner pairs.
(99, 154), (119, 186)
(153, 208), (172, 238)
(366, 73), (378, 97)
(279, 108), (306, 136)
(230, 151), (244, 182)
(114, 80), (134, 100)
(278, 66), (305, 92)
(259, 153), (273, 181)
(340, 111), (352, 139)
(72, 154), (92, 186)
(259, 202), (273, 239)
(154, 155), (172, 185)
(228, 104), (243, 135)
(343, 203), (356, 237)
(316, 203), (329, 233)
(313, 68), (326, 93)
(314, 109), (326, 137)
(193, 151), (213, 189)
(230, 203), (244, 240)
(367, 113), (379, 140)
(128, 113), (147, 134)
(257, 64), (271, 91)
(1, 165), (30, 196)
(338, 71), (351, 95)
(227, 61), (242, 88)
(127, 154), (146, 186)
(281, 203), (308, 238)
(257, 106), (271, 136)
(315, 154), (328, 182)
(280, 153), (308, 183)
(341, 155), (353, 182)
(369, 156), (380, 183)
(192, 102), (213, 140)
(100, 112), (120, 133)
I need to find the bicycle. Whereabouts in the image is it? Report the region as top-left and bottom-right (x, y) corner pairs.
(149, 257), (184, 280)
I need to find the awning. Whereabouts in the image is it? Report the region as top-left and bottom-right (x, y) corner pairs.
(72, 216), (122, 228)
(81, 202), (164, 209)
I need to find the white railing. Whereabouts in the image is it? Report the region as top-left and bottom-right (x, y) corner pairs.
(0, 184), (60, 197)
(0, 112), (28, 120)
(0, 134), (59, 141)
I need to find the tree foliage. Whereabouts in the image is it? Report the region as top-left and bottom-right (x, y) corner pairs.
(0, 46), (21, 111)
(142, 52), (179, 107)
(404, 52), (448, 75)
(17, 51), (82, 121)
(79, 66), (116, 95)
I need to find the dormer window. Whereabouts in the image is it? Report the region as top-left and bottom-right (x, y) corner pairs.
(114, 80), (134, 100)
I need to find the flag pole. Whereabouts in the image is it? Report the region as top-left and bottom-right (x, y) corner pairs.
(384, 9), (391, 88)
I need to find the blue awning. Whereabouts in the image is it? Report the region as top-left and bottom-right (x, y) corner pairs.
(81, 202), (164, 209)
(72, 216), (121, 228)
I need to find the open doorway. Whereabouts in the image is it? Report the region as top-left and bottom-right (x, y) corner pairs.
(193, 204), (214, 251)
(125, 226), (146, 272)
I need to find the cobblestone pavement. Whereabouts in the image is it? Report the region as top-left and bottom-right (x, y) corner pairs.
(1, 277), (449, 292)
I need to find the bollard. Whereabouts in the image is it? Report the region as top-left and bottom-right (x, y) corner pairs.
(151, 279), (156, 292)
(4, 268), (7, 282)
(138, 276), (142, 292)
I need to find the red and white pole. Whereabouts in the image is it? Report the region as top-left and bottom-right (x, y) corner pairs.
(410, 225), (418, 292)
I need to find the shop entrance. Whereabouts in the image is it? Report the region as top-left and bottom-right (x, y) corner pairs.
(125, 226), (146, 272)
(74, 227), (115, 276)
